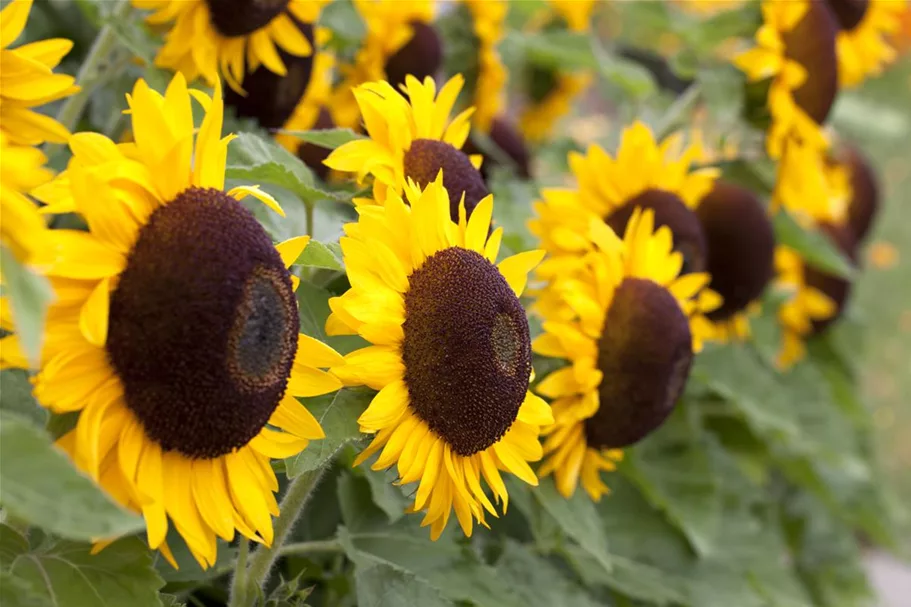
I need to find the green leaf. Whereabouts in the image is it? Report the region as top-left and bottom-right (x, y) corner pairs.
(360, 467), (409, 523)
(531, 477), (613, 573)
(0, 370), (47, 426)
(592, 39), (658, 100)
(354, 564), (452, 607)
(495, 541), (604, 607)
(0, 249), (53, 366)
(773, 210), (855, 278)
(295, 280), (365, 355)
(284, 389), (370, 478)
(0, 528), (164, 607)
(225, 133), (351, 204)
(562, 545), (685, 606)
(295, 240), (344, 271)
(517, 30), (596, 70)
(0, 568), (49, 607)
(277, 128), (364, 150)
(158, 595), (186, 607)
(0, 413), (144, 542)
(154, 530), (235, 583)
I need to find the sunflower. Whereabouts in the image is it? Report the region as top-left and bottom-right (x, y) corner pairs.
(0, 73), (344, 568)
(772, 136), (850, 228)
(734, 0), (839, 158)
(534, 208), (719, 500)
(672, 0), (747, 16)
(829, 0), (904, 87)
(324, 75), (488, 221)
(829, 142), (880, 243)
(132, 0), (325, 92)
(325, 176), (552, 539)
(518, 0), (595, 143)
(462, 0), (508, 134)
(0, 134), (52, 263)
(529, 121), (718, 278)
(695, 181), (776, 344)
(0, 0), (78, 145)
(329, 0), (438, 129)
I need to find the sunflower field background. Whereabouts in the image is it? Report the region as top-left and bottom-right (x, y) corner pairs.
(1, 0), (910, 606)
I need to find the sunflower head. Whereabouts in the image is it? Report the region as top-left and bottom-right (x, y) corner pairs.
(829, 0), (904, 87)
(827, 0), (869, 30)
(327, 176), (552, 539)
(3, 73), (343, 568)
(383, 20), (444, 88)
(696, 181), (776, 322)
(465, 117), (533, 181)
(0, 134), (52, 262)
(534, 208), (719, 500)
(783, 0), (840, 125)
(839, 143), (880, 242)
(803, 222), (858, 334)
(403, 139), (489, 221)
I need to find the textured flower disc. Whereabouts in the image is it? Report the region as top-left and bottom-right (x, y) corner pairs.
(224, 20), (314, 130)
(606, 189), (708, 274)
(297, 107), (335, 181)
(842, 144), (880, 242)
(404, 139), (490, 223)
(206, 0), (291, 37)
(586, 278), (694, 449)
(465, 117), (532, 182)
(826, 0), (869, 30)
(401, 247), (531, 456)
(696, 181), (775, 320)
(783, 0), (839, 124)
(106, 187), (299, 459)
(384, 21), (444, 88)
(805, 222), (858, 334)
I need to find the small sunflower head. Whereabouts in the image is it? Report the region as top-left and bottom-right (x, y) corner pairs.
(205, 0), (291, 37)
(107, 187), (299, 459)
(606, 189), (708, 274)
(839, 143), (880, 243)
(804, 222), (858, 334)
(384, 21), (444, 88)
(224, 21), (315, 129)
(696, 182), (776, 320)
(826, 0), (869, 30)
(587, 278), (694, 449)
(783, 1), (840, 124)
(404, 139), (489, 222)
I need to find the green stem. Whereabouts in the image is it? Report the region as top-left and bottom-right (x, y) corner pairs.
(53, 0), (132, 137)
(278, 539), (342, 557)
(304, 201), (315, 238)
(234, 467), (326, 605)
(227, 537), (249, 607)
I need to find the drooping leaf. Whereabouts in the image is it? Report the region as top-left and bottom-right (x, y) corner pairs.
(294, 240), (344, 272)
(0, 250), (53, 366)
(0, 413), (144, 542)
(360, 466), (409, 523)
(0, 527), (164, 607)
(354, 564), (452, 607)
(0, 370), (47, 426)
(277, 128), (364, 150)
(773, 211), (855, 278)
(284, 389), (370, 478)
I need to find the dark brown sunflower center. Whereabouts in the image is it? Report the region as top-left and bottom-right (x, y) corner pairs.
(826, 0), (869, 31)
(803, 222), (858, 335)
(696, 182), (775, 321)
(605, 189), (708, 275)
(224, 21), (314, 130)
(840, 144), (879, 243)
(106, 187), (299, 459)
(585, 278), (693, 450)
(782, 1), (839, 125)
(384, 21), (444, 88)
(206, 0), (290, 38)
(403, 138), (490, 224)
(401, 247), (531, 456)
(465, 118), (533, 181)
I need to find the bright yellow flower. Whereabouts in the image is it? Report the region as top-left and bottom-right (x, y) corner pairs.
(326, 176), (552, 539)
(534, 208), (719, 500)
(831, 0), (904, 87)
(463, 0), (508, 133)
(0, 73), (343, 569)
(0, 0), (78, 145)
(0, 133), (52, 261)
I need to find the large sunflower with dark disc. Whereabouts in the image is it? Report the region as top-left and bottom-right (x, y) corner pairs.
(0, 74), (344, 568)
(533, 209), (720, 500)
(326, 176), (553, 539)
(827, 0), (904, 88)
(133, 0), (326, 91)
(324, 75), (489, 222)
(530, 121), (718, 280)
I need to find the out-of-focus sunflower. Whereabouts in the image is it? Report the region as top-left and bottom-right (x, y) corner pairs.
(0, 73), (344, 568)
(534, 208), (719, 500)
(828, 142), (880, 243)
(775, 222), (857, 368)
(324, 75), (488, 221)
(326, 176), (552, 539)
(132, 0), (325, 91)
(734, 0), (839, 157)
(827, 0), (904, 87)
(530, 121), (718, 278)
(330, 0), (439, 129)
(519, 0), (595, 143)
(0, 133), (52, 262)
(772, 137), (850, 228)
(0, 0), (78, 145)
(673, 0), (747, 16)
(462, 0), (508, 134)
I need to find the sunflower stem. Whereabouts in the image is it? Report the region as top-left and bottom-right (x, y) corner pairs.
(278, 539), (342, 557)
(304, 201), (315, 237)
(237, 467), (326, 603)
(52, 0), (132, 138)
(227, 538), (249, 607)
